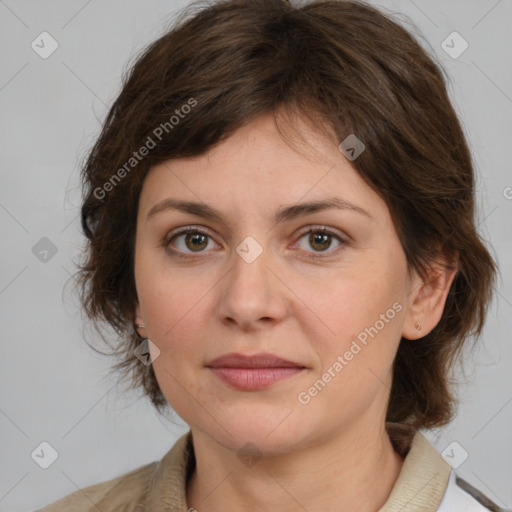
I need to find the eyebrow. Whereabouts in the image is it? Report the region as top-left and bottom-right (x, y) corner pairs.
(146, 196), (372, 224)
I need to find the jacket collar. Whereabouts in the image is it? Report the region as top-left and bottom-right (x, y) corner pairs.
(379, 423), (451, 511)
(144, 429), (194, 511)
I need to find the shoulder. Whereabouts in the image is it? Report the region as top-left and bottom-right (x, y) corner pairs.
(34, 460), (158, 512)
(34, 431), (194, 512)
(438, 470), (511, 512)
(385, 424), (510, 512)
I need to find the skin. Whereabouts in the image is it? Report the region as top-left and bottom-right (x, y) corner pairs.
(134, 111), (457, 512)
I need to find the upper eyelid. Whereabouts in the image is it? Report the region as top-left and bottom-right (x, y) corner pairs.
(166, 224), (346, 239)
(165, 225), (214, 243)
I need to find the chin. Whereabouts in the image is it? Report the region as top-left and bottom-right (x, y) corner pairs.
(198, 409), (311, 456)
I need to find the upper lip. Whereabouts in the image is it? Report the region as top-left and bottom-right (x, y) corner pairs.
(206, 353), (305, 369)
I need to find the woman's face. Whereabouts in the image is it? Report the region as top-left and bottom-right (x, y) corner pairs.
(134, 112), (420, 454)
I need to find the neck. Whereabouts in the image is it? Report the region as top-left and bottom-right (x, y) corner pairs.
(186, 422), (405, 512)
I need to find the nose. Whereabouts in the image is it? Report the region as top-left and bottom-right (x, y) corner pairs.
(216, 238), (289, 331)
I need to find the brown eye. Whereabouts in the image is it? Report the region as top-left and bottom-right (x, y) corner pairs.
(308, 232), (332, 251)
(166, 228), (216, 255)
(183, 232), (209, 252)
(295, 227), (345, 257)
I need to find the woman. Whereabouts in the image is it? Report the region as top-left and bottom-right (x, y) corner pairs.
(37, 0), (507, 510)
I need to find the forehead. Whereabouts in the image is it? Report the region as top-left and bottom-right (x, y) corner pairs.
(138, 112), (388, 226)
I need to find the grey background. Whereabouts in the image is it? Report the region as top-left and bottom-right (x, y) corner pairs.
(1, 1), (511, 510)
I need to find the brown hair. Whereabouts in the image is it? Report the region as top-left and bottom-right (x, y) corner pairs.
(77, 0), (497, 429)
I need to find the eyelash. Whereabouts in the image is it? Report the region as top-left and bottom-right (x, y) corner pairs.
(162, 225), (347, 260)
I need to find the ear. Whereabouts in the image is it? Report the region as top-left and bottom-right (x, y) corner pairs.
(402, 251), (458, 340)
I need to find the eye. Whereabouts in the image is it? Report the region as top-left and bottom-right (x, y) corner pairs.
(294, 226), (345, 258)
(164, 227), (218, 256)
(163, 225), (346, 259)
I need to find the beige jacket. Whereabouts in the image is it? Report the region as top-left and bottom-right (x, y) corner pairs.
(36, 424), (506, 511)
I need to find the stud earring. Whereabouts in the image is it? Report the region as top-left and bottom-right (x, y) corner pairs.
(415, 322), (422, 331)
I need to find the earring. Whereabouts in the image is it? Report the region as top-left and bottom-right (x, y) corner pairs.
(415, 322), (422, 331)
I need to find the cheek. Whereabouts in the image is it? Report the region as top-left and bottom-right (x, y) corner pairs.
(314, 270), (404, 341)
(300, 280), (404, 412)
(141, 280), (208, 351)
(135, 261), (216, 388)
(306, 258), (407, 383)
(140, 279), (209, 408)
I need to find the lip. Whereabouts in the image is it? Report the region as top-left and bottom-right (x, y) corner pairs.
(206, 352), (304, 369)
(206, 353), (307, 391)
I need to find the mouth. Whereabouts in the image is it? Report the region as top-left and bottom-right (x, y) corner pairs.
(205, 352), (307, 391)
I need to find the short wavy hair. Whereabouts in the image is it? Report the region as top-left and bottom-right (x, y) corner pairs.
(76, 0), (497, 430)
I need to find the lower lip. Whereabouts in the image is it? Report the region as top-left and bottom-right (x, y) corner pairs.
(208, 367), (305, 390)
